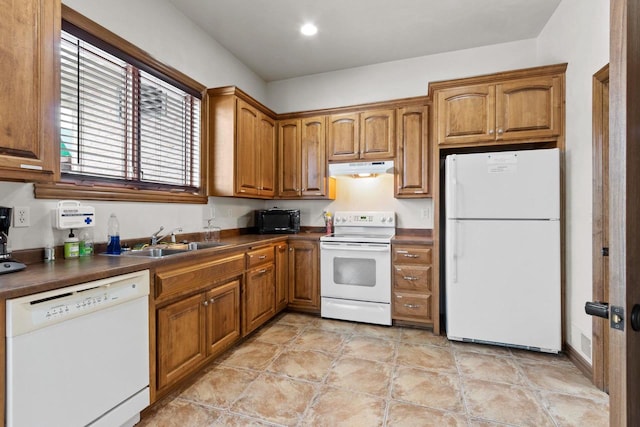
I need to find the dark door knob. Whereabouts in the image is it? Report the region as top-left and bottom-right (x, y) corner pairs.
(631, 305), (640, 331)
(585, 301), (609, 319)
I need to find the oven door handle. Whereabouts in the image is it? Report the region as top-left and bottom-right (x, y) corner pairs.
(320, 242), (390, 252)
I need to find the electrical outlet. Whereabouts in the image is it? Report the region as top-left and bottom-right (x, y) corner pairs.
(14, 206), (30, 228)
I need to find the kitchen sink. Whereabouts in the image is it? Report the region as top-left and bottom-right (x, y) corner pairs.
(123, 247), (191, 258)
(187, 241), (228, 250)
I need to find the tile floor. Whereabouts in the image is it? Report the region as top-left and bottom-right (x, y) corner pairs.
(139, 312), (609, 427)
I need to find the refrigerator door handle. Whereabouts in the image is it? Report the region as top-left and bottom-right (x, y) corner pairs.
(451, 220), (458, 283)
(450, 157), (458, 217)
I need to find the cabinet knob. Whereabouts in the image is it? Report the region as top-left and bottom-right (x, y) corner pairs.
(289, 248), (293, 252)
(489, 129), (494, 135)
(210, 297), (215, 304)
(203, 300), (209, 306)
(497, 128), (504, 135)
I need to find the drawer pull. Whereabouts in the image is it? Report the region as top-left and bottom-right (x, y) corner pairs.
(259, 255), (267, 259)
(403, 276), (418, 281)
(403, 304), (420, 309)
(403, 254), (419, 258)
(258, 269), (267, 274)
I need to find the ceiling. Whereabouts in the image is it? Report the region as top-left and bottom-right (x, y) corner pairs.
(167, 0), (562, 82)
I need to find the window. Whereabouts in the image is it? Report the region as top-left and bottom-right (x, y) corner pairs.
(36, 6), (207, 203)
(60, 30), (200, 190)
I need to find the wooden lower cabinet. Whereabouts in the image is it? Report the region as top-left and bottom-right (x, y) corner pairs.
(392, 244), (435, 327)
(154, 254), (244, 396)
(156, 293), (207, 390)
(275, 242), (289, 312)
(243, 245), (277, 335)
(287, 239), (320, 312)
(206, 280), (241, 355)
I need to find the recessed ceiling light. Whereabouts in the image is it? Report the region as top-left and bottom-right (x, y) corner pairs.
(300, 23), (318, 36)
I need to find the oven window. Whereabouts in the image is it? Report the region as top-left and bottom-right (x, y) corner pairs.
(334, 257), (376, 287)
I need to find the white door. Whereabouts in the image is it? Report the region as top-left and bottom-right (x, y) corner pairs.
(446, 218), (561, 352)
(445, 148), (560, 219)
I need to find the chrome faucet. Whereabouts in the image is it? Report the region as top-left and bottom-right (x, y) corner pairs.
(150, 226), (183, 245)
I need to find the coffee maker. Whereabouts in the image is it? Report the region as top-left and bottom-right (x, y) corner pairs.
(0, 207), (26, 274)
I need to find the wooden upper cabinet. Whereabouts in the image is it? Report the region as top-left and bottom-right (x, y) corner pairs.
(277, 116), (331, 199)
(0, 0), (59, 181)
(206, 89), (277, 199)
(435, 84), (495, 145)
(495, 76), (562, 141)
(301, 116), (327, 197)
(278, 119), (301, 197)
(360, 109), (395, 160)
(395, 106), (430, 198)
(433, 64), (565, 147)
(328, 110), (395, 161)
(328, 113), (359, 161)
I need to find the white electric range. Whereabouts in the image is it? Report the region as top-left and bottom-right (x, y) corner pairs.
(320, 211), (395, 325)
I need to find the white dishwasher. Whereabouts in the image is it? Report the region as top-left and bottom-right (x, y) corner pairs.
(6, 270), (150, 427)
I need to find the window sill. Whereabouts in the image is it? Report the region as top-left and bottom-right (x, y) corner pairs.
(34, 182), (208, 204)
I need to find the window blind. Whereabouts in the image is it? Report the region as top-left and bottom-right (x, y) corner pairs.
(60, 31), (201, 190)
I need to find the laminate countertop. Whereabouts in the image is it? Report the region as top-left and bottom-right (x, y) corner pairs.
(0, 234), (299, 300)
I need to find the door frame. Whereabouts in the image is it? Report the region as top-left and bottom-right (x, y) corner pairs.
(608, 0), (640, 424)
(592, 64), (609, 392)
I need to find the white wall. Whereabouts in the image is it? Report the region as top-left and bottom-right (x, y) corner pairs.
(266, 39), (540, 113)
(536, 0), (610, 363)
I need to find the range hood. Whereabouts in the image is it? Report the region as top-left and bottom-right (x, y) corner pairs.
(328, 160), (394, 177)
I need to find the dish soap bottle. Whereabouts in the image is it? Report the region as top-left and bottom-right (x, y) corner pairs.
(79, 229), (94, 257)
(106, 213), (121, 255)
(64, 229), (80, 258)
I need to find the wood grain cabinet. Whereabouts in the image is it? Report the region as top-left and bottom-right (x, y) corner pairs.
(287, 239), (320, 313)
(395, 106), (430, 198)
(244, 245), (276, 335)
(434, 71), (564, 147)
(206, 88), (276, 198)
(392, 244), (435, 326)
(0, 0), (59, 181)
(275, 242), (289, 312)
(154, 254), (243, 395)
(278, 116), (331, 198)
(328, 109), (395, 161)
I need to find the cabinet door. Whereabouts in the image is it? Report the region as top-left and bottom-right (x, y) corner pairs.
(235, 99), (260, 196)
(244, 263), (276, 335)
(395, 106), (430, 197)
(328, 113), (359, 161)
(301, 116), (327, 197)
(360, 109), (395, 159)
(435, 84), (496, 145)
(275, 243), (289, 312)
(156, 293), (206, 390)
(0, 0), (58, 181)
(278, 119), (301, 197)
(258, 113), (276, 196)
(495, 76), (562, 141)
(205, 279), (241, 357)
(288, 240), (320, 311)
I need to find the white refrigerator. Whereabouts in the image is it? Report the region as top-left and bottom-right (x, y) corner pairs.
(445, 148), (561, 353)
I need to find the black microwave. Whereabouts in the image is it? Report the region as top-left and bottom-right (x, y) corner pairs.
(255, 209), (300, 234)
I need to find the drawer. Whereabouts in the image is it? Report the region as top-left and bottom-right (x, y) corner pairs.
(393, 265), (432, 292)
(246, 246), (275, 268)
(156, 253), (245, 300)
(393, 292), (432, 321)
(393, 246), (432, 264)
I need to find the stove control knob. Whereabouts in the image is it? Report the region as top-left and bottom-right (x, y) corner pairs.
(380, 217), (387, 223)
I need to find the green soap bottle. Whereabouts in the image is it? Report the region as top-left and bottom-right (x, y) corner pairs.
(64, 229), (80, 259)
